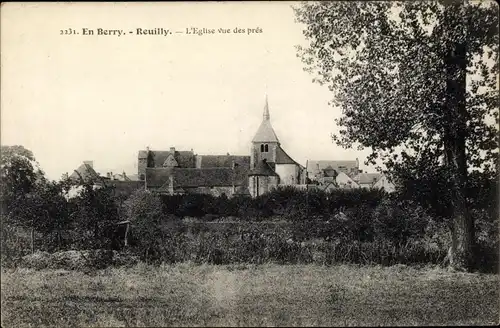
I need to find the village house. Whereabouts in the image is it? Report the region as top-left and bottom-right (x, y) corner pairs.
(354, 173), (383, 189)
(68, 161), (144, 198)
(306, 160), (395, 193)
(69, 97), (393, 198)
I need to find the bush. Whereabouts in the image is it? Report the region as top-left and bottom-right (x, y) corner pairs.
(373, 199), (429, 244)
(5, 169), (497, 272)
(68, 184), (121, 250)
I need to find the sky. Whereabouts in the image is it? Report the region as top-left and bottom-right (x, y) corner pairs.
(1, 2), (375, 181)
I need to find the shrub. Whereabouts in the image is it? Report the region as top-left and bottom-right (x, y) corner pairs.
(68, 184), (121, 250)
(373, 199), (429, 244)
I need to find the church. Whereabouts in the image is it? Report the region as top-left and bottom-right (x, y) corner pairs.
(139, 97), (307, 197)
(68, 97), (395, 198)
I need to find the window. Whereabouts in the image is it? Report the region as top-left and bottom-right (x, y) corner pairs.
(261, 144), (264, 152)
(265, 144), (269, 152)
(260, 144), (269, 152)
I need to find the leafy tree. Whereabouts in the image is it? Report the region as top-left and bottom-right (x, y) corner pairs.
(123, 189), (163, 224)
(0, 145), (55, 253)
(0, 145), (44, 212)
(294, 1), (498, 271)
(68, 182), (120, 250)
(123, 190), (165, 260)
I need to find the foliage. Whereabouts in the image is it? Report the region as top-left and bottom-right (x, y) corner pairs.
(67, 182), (121, 250)
(1, 145), (44, 220)
(1, 145), (71, 254)
(123, 189), (163, 223)
(372, 199), (429, 244)
(0, 146), (42, 199)
(294, 0), (499, 270)
(1, 145), (497, 272)
(294, 1), (498, 171)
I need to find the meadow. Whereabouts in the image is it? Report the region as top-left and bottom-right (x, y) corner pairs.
(1, 263), (498, 327)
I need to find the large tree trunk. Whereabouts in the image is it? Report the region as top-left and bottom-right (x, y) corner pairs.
(443, 38), (475, 271)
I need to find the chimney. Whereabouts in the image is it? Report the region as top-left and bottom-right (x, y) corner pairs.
(107, 172), (112, 179)
(123, 171), (127, 178)
(146, 146), (150, 152)
(227, 152), (230, 156)
(356, 158), (359, 168)
(170, 147), (175, 153)
(83, 160), (94, 168)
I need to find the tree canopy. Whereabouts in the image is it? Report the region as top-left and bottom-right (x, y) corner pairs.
(294, 0), (498, 175)
(294, 0), (499, 271)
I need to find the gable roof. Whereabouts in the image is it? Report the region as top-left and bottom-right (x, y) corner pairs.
(69, 163), (101, 183)
(196, 155), (250, 168)
(335, 171), (360, 188)
(307, 160), (359, 175)
(354, 173), (382, 185)
(163, 154), (179, 167)
(373, 174), (396, 192)
(249, 160), (279, 176)
(138, 150), (195, 168)
(275, 146), (298, 165)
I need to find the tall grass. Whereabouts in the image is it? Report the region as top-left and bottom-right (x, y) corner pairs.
(2, 264), (498, 327)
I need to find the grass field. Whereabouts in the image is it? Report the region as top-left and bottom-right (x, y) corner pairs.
(1, 263), (498, 327)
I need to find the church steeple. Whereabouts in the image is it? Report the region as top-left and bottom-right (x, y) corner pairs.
(250, 95), (281, 169)
(263, 94), (270, 121)
(252, 96), (279, 143)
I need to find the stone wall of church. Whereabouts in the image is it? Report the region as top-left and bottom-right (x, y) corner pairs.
(275, 164), (300, 185)
(248, 175), (279, 197)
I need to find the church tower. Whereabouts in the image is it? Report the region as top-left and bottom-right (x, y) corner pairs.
(250, 96), (280, 169)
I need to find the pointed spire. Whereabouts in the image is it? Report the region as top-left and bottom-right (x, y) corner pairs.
(263, 94), (270, 121)
(252, 94), (279, 143)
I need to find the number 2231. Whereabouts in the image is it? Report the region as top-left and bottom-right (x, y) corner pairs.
(60, 28), (76, 35)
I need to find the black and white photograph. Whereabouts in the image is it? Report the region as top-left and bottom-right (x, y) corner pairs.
(1, 1), (498, 326)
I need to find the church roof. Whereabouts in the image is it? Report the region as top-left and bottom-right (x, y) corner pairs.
(138, 150), (196, 168)
(145, 166), (249, 189)
(252, 97), (280, 143)
(196, 155), (250, 168)
(248, 159), (279, 177)
(275, 146), (298, 165)
(103, 180), (144, 197)
(252, 120), (280, 143)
